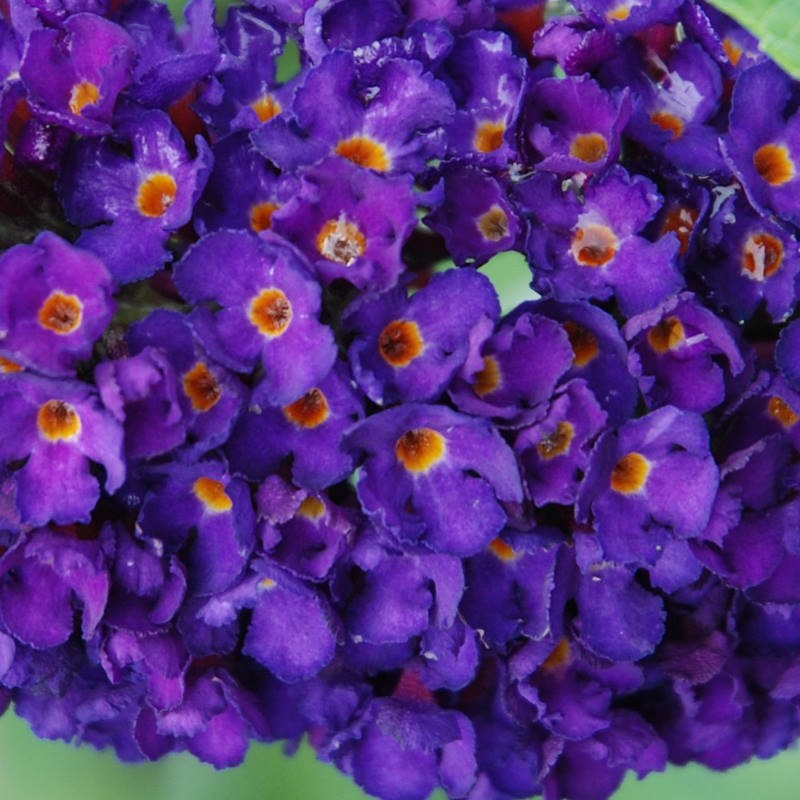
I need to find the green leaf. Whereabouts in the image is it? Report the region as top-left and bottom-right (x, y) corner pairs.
(708, 0), (800, 78)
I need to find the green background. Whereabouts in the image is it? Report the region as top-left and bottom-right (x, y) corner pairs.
(3, 1), (800, 798)
(1, 709), (800, 800)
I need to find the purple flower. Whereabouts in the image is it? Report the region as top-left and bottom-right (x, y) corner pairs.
(95, 346), (188, 461)
(441, 30), (527, 166)
(346, 267), (500, 405)
(19, 13), (136, 135)
(174, 229), (336, 405)
(324, 692), (477, 800)
(522, 298), (638, 426)
(0, 232), (114, 376)
(126, 309), (248, 459)
(137, 461), (255, 595)
(119, 0), (220, 108)
(0, 373), (124, 526)
(702, 188), (800, 322)
(447, 306), (574, 426)
(252, 50), (454, 174)
(195, 6), (284, 135)
(724, 61), (800, 226)
(624, 292), (747, 413)
(225, 362), (363, 489)
(522, 167), (683, 316)
(199, 565), (338, 683)
(347, 403), (523, 556)
(424, 165), (521, 266)
(0, 525), (111, 648)
(267, 492), (356, 582)
(272, 156), (418, 291)
(461, 537), (571, 648)
(515, 378), (607, 506)
(577, 405), (719, 585)
(194, 132), (300, 236)
(524, 74), (631, 175)
(58, 109), (213, 283)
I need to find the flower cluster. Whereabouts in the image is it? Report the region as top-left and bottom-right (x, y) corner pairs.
(1, 0), (800, 798)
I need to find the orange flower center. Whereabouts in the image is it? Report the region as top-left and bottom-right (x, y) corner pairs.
(723, 37), (743, 66)
(660, 206), (699, 255)
(473, 355), (502, 397)
(754, 143), (796, 186)
(283, 388), (330, 429)
(38, 291), (83, 334)
(69, 80), (100, 115)
(136, 173), (178, 218)
(650, 111), (684, 139)
(250, 94), (282, 123)
(570, 132), (608, 163)
(563, 321), (600, 367)
(0, 356), (23, 373)
(298, 496), (326, 519)
(379, 320), (424, 367)
(250, 201), (280, 233)
(541, 637), (571, 671)
(767, 396), (799, 428)
(396, 428), (446, 473)
(249, 288), (293, 337)
(742, 233), (784, 280)
(37, 399), (81, 441)
(647, 316), (686, 354)
(537, 421), (575, 460)
(610, 452), (651, 494)
(193, 477), (233, 512)
(474, 121), (506, 154)
(335, 136), (390, 171)
(316, 214), (367, 265)
(571, 224), (618, 267)
(489, 537), (519, 561)
(477, 206), (510, 241)
(182, 362), (222, 412)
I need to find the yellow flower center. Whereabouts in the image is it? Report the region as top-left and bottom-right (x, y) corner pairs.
(69, 81), (100, 115)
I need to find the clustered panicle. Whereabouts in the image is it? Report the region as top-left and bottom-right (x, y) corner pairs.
(1, 1), (800, 798)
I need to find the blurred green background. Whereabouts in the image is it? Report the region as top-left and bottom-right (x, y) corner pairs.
(1, 710), (799, 800)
